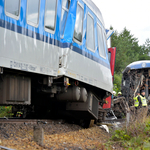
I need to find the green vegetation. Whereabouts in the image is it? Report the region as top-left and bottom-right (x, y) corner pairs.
(0, 106), (13, 117)
(113, 73), (122, 93)
(111, 27), (150, 92)
(106, 116), (150, 150)
(109, 28), (150, 149)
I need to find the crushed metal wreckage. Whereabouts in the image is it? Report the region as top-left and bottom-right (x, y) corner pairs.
(109, 61), (150, 119)
(121, 61), (150, 107)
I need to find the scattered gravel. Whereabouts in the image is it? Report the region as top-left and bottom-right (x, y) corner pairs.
(0, 120), (109, 150)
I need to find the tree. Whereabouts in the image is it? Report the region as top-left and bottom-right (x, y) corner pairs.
(111, 27), (141, 74)
(145, 38), (150, 49)
(110, 27), (149, 91)
(139, 38), (150, 60)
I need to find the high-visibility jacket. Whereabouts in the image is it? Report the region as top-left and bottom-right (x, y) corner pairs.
(134, 95), (139, 107)
(139, 95), (147, 106)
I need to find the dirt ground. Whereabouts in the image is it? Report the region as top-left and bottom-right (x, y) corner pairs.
(0, 121), (113, 150)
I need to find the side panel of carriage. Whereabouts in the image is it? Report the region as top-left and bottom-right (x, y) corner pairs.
(61, 0), (113, 119)
(0, 0), (112, 94)
(58, 0), (113, 93)
(0, 0), (60, 104)
(0, 0), (59, 76)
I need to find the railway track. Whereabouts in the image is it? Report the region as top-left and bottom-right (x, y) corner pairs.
(0, 117), (126, 127)
(0, 117), (126, 149)
(0, 118), (54, 124)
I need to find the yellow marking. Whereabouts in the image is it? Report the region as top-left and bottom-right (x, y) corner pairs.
(68, 72), (76, 78)
(58, 70), (60, 74)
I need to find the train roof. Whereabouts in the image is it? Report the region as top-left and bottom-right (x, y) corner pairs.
(123, 60), (150, 74)
(83, 0), (105, 27)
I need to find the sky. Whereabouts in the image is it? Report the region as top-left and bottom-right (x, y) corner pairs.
(92, 0), (150, 46)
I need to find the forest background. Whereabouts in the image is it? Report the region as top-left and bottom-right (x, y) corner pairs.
(111, 27), (150, 93)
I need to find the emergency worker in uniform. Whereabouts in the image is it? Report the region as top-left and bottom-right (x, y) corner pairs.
(138, 90), (148, 120)
(134, 91), (142, 113)
(118, 92), (122, 97)
(112, 91), (117, 99)
(140, 90), (147, 107)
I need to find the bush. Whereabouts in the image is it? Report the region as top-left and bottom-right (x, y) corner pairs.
(0, 106), (13, 117)
(107, 113), (150, 149)
(113, 73), (122, 93)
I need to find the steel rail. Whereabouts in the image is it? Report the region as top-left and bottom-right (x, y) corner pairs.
(0, 118), (53, 124)
(0, 145), (15, 150)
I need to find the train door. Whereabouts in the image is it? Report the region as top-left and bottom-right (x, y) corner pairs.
(103, 47), (116, 109)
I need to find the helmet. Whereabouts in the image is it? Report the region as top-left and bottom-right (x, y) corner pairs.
(118, 92), (122, 95)
(113, 91), (116, 95)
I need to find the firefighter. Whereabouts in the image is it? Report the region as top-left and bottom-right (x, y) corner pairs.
(112, 91), (116, 96)
(118, 92), (122, 97)
(112, 91), (116, 99)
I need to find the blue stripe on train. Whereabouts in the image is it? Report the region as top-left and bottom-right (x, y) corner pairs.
(0, 18), (110, 69)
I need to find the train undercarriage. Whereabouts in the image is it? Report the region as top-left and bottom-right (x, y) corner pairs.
(0, 68), (109, 126)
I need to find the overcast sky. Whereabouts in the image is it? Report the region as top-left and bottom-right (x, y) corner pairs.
(92, 0), (150, 46)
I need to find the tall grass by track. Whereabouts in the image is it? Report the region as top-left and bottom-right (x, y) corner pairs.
(106, 108), (150, 150)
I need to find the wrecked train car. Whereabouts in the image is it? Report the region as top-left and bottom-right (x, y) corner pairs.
(121, 60), (150, 106)
(0, 0), (113, 122)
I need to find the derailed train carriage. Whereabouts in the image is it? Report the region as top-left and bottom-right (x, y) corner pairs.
(122, 61), (150, 107)
(0, 0), (113, 121)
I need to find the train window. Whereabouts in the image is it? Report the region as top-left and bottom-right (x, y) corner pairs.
(5, 0), (20, 19)
(27, 0), (40, 27)
(97, 24), (106, 58)
(60, 0), (70, 37)
(86, 14), (95, 51)
(45, 0), (57, 32)
(73, 3), (84, 43)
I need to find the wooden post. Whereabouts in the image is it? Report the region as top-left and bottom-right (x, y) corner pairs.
(33, 126), (44, 146)
(126, 110), (130, 129)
